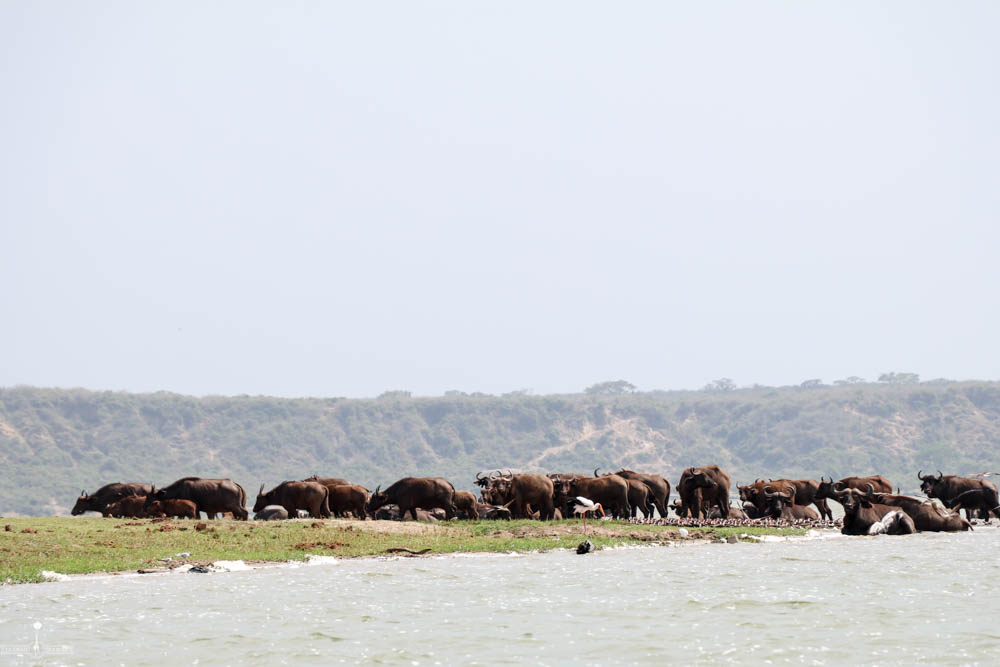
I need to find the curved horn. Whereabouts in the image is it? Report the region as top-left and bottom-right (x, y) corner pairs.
(864, 483), (875, 495)
(763, 485), (775, 497)
(917, 470), (924, 480)
(489, 471), (499, 480)
(476, 471), (484, 481)
(594, 468), (601, 478)
(937, 470), (944, 481)
(81, 489), (86, 496)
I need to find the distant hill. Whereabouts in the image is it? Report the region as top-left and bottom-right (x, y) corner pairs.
(2, 382), (999, 516)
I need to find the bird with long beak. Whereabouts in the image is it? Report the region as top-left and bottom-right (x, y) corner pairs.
(573, 496), (605, 534)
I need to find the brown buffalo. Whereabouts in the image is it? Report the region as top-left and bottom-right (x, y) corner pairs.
(865, 488), (972, 532)
(327, 484), (369, 519)
(816, 475), (892, 500)
(554, 475), (629, 519)
(303, 475), (351, 488)
(72, 482), (153, 516)
(254, 481), (331, 519)
(611, 469), (671, 518)
(454, 490), (479, 519)
(741, 478), (832, 520)
(836, 488), (902, 535)
(491, 472), (556, 520)
(677, 466), (731, 519)
(146, 498), (198, 519)
(367, 477), (457, 520)
(105, 495), (148, 518)
(918, 471), (1000, 522)
(145, 477), (248, 520)
(761, 485), (820, 521)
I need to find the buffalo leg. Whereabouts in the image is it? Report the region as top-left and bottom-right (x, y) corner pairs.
(815, 498), (832, 521)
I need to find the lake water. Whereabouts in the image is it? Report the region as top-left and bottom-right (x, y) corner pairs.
(2, 527), (999, 665)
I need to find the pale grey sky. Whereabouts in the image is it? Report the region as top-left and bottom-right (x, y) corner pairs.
(2, 2), (998, 398)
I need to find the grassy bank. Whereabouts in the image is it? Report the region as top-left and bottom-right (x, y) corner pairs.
(0, 517), (807, 584)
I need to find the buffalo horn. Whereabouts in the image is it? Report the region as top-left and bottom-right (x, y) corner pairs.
(763, 485), (774, 497)
(374, 485), (381, 495)
(81, 489), (86, 496)
(594, 468), (601, 477)
(259, 483), (265, 495)
(917, 470), (924, 481)
(476, 471), (484, 481)
(937, 470), (944, 481)
(864, 483), (875, 495)
(833, 481), (845, 491)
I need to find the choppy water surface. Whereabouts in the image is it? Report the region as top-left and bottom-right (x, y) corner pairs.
(3, 528), (1000, 665)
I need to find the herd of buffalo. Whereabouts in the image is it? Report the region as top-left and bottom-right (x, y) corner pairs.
(70, 466), (1000, 536)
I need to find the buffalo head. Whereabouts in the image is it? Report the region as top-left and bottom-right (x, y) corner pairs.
(142, 486), (162, 510)
(367, 485), (389, 516)
(763, 485), (794, 514)
(689, 470), (717, 489)
(836, 488), (871, 515)
(71, 490), (92, 516)
(252, 483), (273, 513)
(918, 470), (945, 497)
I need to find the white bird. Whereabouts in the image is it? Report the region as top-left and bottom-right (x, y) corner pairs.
(158, 557), (172, 563)
(573, 496), (605, 518)
(175, 552), (191, 559)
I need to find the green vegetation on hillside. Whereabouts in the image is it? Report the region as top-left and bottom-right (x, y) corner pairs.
(1, 382), (999, 516)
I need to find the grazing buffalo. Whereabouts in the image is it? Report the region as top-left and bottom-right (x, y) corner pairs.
(72, 482), (153, 516)
(454, 490), (479, 520)
(761, 486), (820, 521)
(677, 466), (731, 519)
(865, 489), (972, 532)
(918, 471), (1000, 522)
(816, 475), (892, 500)
(254, 481), (331, 519)
(368, 477), (457, 520)
(554, 475), (629, 519)
(105, 495), (148, 518)
(254, 505), (289, 521)
(327, 484), (369, 519)
(836, 488), (901, 536)
(145, 477), (249, 520)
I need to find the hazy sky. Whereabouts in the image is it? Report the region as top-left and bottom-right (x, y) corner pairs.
(2, 2), (998, 398)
